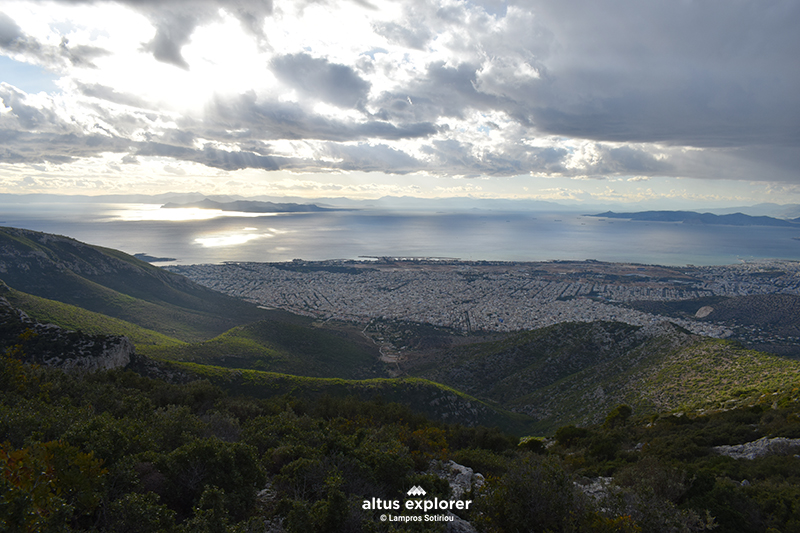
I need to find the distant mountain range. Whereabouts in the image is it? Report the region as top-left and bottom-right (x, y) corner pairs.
(4, 192), (800, 218)
(161, 198), (337, 213)
(590, 210), (800, 227)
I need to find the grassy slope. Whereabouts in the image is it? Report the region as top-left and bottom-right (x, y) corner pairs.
(512, 336), (800, 433)
(642, 338), (800, 410)
(141, 319), (386, 380)
(170, 361), (537, 436)
(409, 321), (644, 401)
(408, 321), (800, 434)
(0, 227), (268, 341)
(2, 285), (184, 347)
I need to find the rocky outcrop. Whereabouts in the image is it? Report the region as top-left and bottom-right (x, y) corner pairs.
(713, 437), (800, 460)
(576, 476), (615, 501)
(431, 460), (485, 500)
(39, 335), (133, 372)
(446, 514), (478, 533)
(0, 295), (133, 372)
(430, 460), (484, 533)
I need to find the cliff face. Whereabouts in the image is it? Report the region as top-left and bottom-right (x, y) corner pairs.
(0, 294), (134, 372)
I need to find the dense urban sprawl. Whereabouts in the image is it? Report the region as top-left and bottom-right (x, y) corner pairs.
(167, 259), (800, 338)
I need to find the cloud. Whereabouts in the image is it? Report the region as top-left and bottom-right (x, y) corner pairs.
(57, 0), (274, 68)
(75, 82), (149, 108)
(321, 142), (423, 174)
(505, 0), (800, 148)
(131, 0), (274, 67)
(205, 92), (437, 142)
(1, 0), (799, 193)
(271, 53), (370, 109)
(133, 142), (282, 171)
(0, 13), (22, 47)
(0, 12), (108, 69)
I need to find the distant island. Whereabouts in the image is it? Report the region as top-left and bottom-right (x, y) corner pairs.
(134, 253), (177, 263)
(589, 210), (800, 227)
(161, 198), (338, 213)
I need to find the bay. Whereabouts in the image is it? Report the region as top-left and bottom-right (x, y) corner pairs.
(2, 200), (800, 266)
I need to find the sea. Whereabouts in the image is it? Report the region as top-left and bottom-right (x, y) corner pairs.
(2, 199), (800, 267)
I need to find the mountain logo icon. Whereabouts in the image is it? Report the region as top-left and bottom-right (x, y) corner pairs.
(406, 485), (427, 497)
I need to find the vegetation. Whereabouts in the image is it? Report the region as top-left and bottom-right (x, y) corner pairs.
(626, 294), (800, 357)
(406, 321), (800, 433)
(4, 344), (800, 532)
(0, 347), (519, 532)
(3, 227), (800, 531)
(168, 362), (536, 436)
(0, 227), (270, 341)
(2, 283), (184, 348)
(140, 319), (384, 379)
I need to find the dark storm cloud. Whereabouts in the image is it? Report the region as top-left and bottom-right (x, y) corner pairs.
(271, 53), (371, 109)
(206, 92), (437, 142)
(321, 143), (424, 174)
(133, 142), (282, 171)
(0, 11), (108, 68)
(4, 0), (799, 183)
(514, 0), (800, 148)
(419, 138), (572, 177)
(0, 128), (129, 164)
(369, 62), (510, 126)
(0, 125), (286, 171)
(0, 109), (286, 172)
(593, 146), (672, 175)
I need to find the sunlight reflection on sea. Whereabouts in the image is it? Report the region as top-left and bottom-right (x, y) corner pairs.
(2, 200), (799, 266)
(105, 204), (273, 222)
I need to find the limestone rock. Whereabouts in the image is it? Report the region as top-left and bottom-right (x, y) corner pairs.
(431, 460), (485, 500)
(446, 512), (478, 533)
(713, 436), (800, 460)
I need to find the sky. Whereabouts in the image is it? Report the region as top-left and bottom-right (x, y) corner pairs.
(0, 0), (798, 207)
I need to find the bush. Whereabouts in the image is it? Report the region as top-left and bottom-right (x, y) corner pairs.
(155, 438), (265, 521)
(475, 454), (586, 532)
(555, 425), (591, 448)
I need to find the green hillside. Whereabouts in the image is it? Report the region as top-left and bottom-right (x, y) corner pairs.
(141, 319), (385, 380)
(0, 226), (268, 341)
(625, 294), (800, 356)
(407, 321), (800, 433)
(169, 362), (536, 436)
(1, 283), (184, 347)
